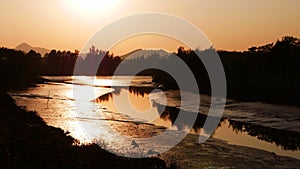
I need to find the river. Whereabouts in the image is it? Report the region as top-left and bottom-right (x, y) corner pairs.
(9, 76), (300, 159)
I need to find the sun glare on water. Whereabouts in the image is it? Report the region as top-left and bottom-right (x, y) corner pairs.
(65, 0), (119, 16)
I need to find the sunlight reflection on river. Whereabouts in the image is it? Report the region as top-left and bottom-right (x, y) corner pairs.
(9, 76), (300, 159)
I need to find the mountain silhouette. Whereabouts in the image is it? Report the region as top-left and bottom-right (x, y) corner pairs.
(119, 48), (143, 60)
(15, 43), (50, 56)
(119, 49), (171, 60)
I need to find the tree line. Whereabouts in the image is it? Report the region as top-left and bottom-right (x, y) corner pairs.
(1, 36), (299, 105)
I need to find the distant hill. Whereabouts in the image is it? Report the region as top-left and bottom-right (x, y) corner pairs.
(119, 49), (143, 60)
(15, 43), (50, 56)
(119, 49), (171, 60)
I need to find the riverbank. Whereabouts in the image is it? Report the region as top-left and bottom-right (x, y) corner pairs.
(152, 74), (300, 108)
(0, 92), (166, 169)
(161, 134), (300, 169)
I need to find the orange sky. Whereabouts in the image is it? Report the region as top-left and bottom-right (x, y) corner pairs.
(1, 0), (300, 55)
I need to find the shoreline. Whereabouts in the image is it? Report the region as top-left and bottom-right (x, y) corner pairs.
(161, 134), (300, 169)
(0, 92), (166, 169)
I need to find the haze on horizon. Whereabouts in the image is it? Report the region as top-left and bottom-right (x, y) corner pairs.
(1, 0), (300, 55)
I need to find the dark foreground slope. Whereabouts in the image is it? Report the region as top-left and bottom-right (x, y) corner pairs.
(0, 92), (166, 169)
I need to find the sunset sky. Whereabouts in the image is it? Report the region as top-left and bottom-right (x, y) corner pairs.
(1, 0), (300, 55)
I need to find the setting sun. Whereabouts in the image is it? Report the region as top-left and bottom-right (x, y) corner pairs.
(65, 0), (119, 16)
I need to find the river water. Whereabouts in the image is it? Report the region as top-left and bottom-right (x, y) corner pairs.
(9, 76), (300, 159)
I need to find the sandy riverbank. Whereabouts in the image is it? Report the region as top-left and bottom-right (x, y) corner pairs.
(161, 134), (300, 169)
